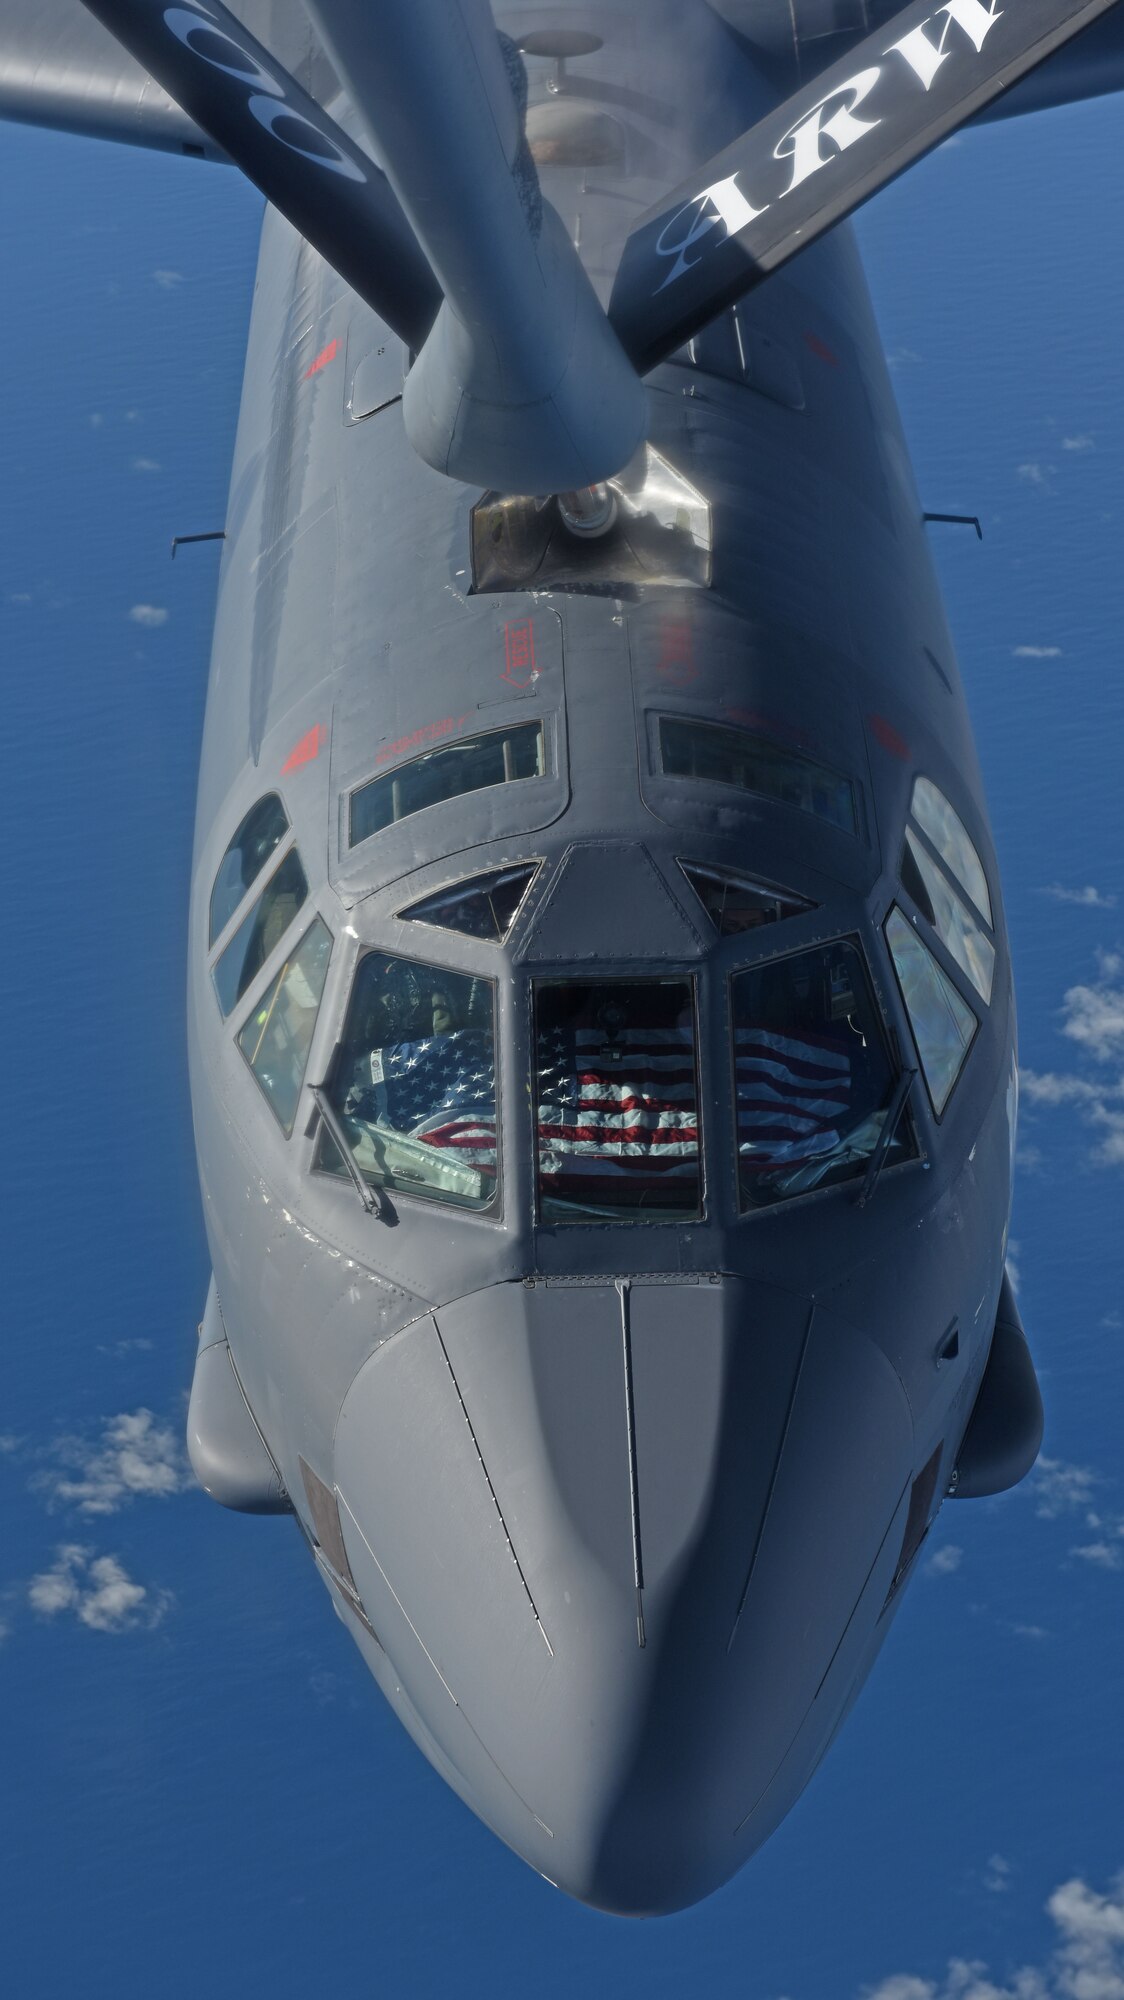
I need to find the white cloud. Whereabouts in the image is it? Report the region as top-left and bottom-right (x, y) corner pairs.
(1020, 1071), (1108, 1107)
(1041, 885), (1117, 909)
(128, 604), (168, 628)
(7, 591), (32, 605)
(1018, 462), (1054, 488)
(152, 268), (183, 289)
(88, 411), (104, 429)
(985, 1855), (1013, 1896)
(926, 1545), (963, 1577)
(37, 1408), (191, 1515)
(1018, 960), (1124, 1167)
(1062, 434), (1095, 451)
(1032, 1458), (1099, 1518)
(1071, 1540), (1124, 1571)
(1013, 646), (1063, 659)
(861, 1869), (1124, 2000)
(28, 1546), (170, 1633)
(130, 456), (161, 473)
(1061, 966), (1124, 1062)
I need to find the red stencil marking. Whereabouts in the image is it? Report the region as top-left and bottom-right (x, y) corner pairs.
(375, 715), (472, 768)
(803, 332), (839, 368)
(281, 722), (325, 775)
(303, 337), (339, 380)
(868, 714), (911, 763)
(656, 619), (698, 687)
(503, 619), (537, 687)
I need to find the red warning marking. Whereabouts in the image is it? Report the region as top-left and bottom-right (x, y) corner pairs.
(655, 619), (698, 688)
(375, 715), (472, 768)
(868, 713), (911, 763)
(503, 619), (537, 688)
(803, 332), (839, 368)
(303, 337), (339, 380)
(281, 722), (325, 775)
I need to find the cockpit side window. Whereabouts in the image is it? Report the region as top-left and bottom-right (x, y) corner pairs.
(213, 847), (309, 1019)
(349, 722), (546, 850)
(902, 827), (995, 1003)
(910, 778), (992, 925)
(209, 793), (289, 945)
(533, 978), (701, 1221)
(397, 863), (539, 942)
(317, 953), (498, 1210)
(238, 916), (333, 1134)
(658, 716), (858, 835)
(679, 862), (814, 937)
(732, 940), (913, 1209)
(885, 907), (977, 1115)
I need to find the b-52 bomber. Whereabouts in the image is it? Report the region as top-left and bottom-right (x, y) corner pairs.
(3, 0), (1120, 1915)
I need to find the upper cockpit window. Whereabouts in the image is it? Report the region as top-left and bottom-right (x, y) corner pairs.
(534, 978), (701, 1222)
(886, 907), (977, 1115)
(732, 940), (913, 1209)
(318, 953), (497, 1209)
(902, 827), (995, 1004)
(237, 916), (332, 1134)
(910, 778), (992, 924)
(658, 716), (858, 835)
(679, 862), (814, 938)
(213, 848), (309, 1019)
(209, 794), (289, 945)
(349, 722), (546, 850)
(398, 864), (539, 943)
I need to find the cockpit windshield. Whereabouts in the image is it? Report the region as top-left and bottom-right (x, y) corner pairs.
(319, 952), (498, 1209)
(534, 978), (701, 1221)
(732, 940), (913, 1207)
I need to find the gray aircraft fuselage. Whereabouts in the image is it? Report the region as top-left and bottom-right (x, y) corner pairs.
(186, 2), (1025, 1915)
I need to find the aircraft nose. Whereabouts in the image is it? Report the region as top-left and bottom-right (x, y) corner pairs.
(333, 1278), (913, 1913)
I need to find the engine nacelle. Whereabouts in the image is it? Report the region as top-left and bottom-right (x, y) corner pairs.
(951, 1270), (1044, 1500)
(187, 1279), (290, 1514)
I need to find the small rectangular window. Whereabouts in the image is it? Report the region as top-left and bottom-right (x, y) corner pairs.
(213, 847), (308, 1018)
(658, 716), (857, 835)
(349, 722), (545, 849)
(238, 917), (332, 1133)
(534, 978), (701, 1221)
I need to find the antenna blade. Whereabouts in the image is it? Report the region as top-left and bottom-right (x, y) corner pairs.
(610, 0), (1122, 373)
(77, 0), (441, 351)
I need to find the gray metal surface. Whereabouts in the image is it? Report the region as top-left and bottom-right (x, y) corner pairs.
(0, 0), (1072, 1914)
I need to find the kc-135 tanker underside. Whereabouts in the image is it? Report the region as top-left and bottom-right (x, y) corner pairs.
(5, 0), (1118, 1913)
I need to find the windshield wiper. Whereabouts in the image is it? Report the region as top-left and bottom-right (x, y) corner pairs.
(310, 1085), (396, 1223)
(856, 1068), (917, 1209)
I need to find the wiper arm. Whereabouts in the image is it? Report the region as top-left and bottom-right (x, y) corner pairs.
(856, 1068), (917, 1209)
(310, 1086), (396, 1223)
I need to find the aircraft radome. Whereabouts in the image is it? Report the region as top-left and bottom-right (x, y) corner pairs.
(3, 0), (1121, 1916)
